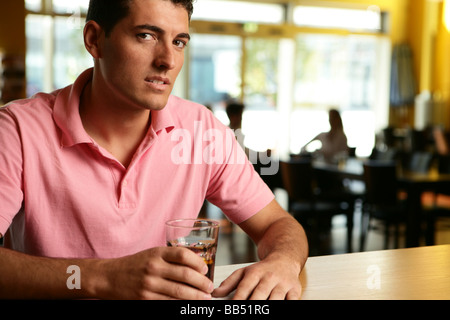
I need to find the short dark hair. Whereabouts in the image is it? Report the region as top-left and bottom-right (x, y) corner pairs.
(86, 0), (194, 37)
(226, 102), (244, 117)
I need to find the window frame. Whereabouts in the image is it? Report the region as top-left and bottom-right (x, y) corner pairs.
(25, 0), (88, 94)
(25, 0), (391, 157)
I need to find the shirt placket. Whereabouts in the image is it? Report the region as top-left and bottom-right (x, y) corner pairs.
(90, 143), (138, 212)
(118, 169), (136, 211)
(115, 133), (156, 212)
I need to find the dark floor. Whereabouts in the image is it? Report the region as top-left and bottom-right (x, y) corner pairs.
(208, 191), (450, 266)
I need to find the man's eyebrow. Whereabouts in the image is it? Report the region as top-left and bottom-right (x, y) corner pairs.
(178, 32), (191, 41)
(135, 24), (190, 40)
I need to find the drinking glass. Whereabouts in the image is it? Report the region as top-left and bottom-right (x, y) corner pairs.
(165, 219), (220, 281)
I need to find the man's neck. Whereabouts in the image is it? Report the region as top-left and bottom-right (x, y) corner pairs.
(79, 79), (151, 168)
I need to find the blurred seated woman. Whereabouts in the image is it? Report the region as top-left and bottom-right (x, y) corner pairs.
(300, 109), (349, 163)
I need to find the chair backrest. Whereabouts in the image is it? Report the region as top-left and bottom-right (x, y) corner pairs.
(409, 129), (428, 152)
(407, 151), (433, 173)
(363, 160), (398, 206)
(370, 147), (399, 162)
(437, 155), (450, 174)
(314, 167), (345, 196)
(280, 159), (315, 202)
(252, 151), (283, 191)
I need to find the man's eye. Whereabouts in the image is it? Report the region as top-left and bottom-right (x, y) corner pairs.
(174, 40), (187, 49)
(137, 33), (153, 40)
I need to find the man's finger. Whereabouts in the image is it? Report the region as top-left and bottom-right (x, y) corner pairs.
(212, 267), (244, 298)
(231, 270), (262, 300)
(268, 286), (289, 300)
(285, 287), (302, 300)
(247, 276), (277, 300)
(145, 276), (212, 300)
(163, 247), (208, 274)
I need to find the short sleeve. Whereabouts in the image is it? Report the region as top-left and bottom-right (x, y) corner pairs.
(205, 128), (274, 224)
(0, 107), (24, 235)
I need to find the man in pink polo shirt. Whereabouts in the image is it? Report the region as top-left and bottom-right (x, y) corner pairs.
(0, 0), (308, 300)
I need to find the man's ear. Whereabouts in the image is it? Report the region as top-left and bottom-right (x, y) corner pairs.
(83, 20), (104, 59)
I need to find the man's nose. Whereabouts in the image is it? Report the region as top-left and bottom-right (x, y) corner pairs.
(153, 41), (176, 70)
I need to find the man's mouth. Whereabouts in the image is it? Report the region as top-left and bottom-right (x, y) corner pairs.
(145, 77), (170, 85)
(144, 77), (170, 92)
(147, 80), (165, 85)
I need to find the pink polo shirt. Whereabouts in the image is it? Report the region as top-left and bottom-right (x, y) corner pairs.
(0, 68), (274, 259)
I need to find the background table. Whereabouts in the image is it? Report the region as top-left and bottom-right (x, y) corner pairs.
(314, 158), (450, 247)
(214, 245), (450, 300)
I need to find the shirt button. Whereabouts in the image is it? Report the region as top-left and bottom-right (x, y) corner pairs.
(122, 180), (128, 188)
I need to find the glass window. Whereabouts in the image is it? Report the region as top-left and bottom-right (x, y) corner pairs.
(53, 17), (93, 89)
(25, 0), (42, 12)
(188, 35), (285, 152)
(293, 5), (382, 32)
(26, 14), (92, 96)
(294, 34), (378, 110)
(26, 14), (52, 96)
(292, 34), (385, 157)
(244, 38), (279, 110)
(188, 34), (242, 124)
(243, 38), (281, 151)
(192, 0), (285, 24)
(53, 0), (89, 14)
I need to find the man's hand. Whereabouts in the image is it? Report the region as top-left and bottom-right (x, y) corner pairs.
(92, 247), (214, 300)
(211, 199), (307, 300)
(212, 257), (302, 300)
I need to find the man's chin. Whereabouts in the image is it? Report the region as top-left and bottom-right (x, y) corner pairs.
(146, 103), (168, 111)
(136, 97), (170, 111)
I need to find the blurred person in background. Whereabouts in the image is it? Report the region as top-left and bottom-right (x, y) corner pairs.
(300, 108), (349, 163)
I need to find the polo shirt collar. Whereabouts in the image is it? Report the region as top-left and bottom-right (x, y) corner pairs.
(151, 97), (176, 134)
(53, 68), (95, 147)
(53, 68), (176, 148)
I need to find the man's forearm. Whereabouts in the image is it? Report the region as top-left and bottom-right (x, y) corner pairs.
(0, 246), (215, 300)
(256, 215), (308, 272)
(0, 247), (101, 299)
(239, 199), (309, 273)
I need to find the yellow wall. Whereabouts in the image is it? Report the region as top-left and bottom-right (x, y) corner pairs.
(0, 1), (26, 55)
(0, 1), (26, 102)
(406, 0), (450, 129)
(434, 1), (450, 129)
(407, 0), (427, 92)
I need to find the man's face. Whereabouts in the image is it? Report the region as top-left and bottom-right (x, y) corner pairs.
(96, 0), (190, 111)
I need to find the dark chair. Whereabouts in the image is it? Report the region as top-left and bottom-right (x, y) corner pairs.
(424, 155), (450, 245)
(252, 151), (283, 192)
(314, 167), (365, 252)
(404, 151), (434, 173)
(437, 154), (450, 174)
(408, 129), (428, 152)
(360, 160), (407, 250)
(369, 147), (400, 162)
(382, 127), (397, 148)
(348, 147), (357, 158)
(280, 159), (354, 255)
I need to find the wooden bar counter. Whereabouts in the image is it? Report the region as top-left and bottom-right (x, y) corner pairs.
(214, 245), (450, 300)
